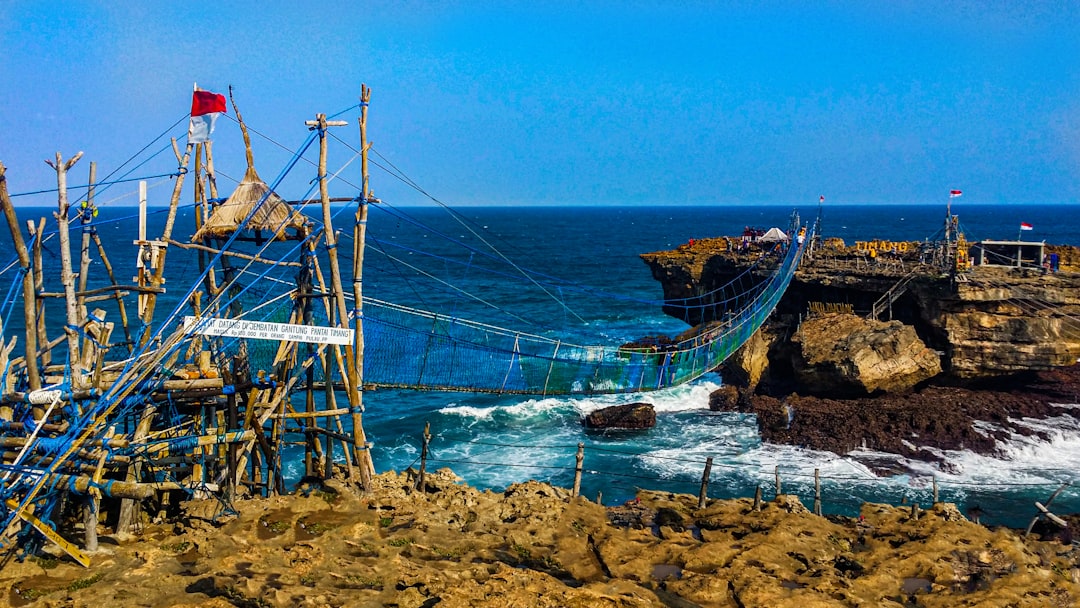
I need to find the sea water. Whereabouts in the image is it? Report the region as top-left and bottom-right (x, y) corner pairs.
(2, 202), (1079, 527)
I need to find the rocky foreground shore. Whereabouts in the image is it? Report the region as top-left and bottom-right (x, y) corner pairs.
(3, 471), (1079, 607)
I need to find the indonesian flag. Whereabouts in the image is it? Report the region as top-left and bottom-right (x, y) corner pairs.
(949, 189), (962, 198)
(188, 89), (227, 144)
(1020, 222), (1033, 231)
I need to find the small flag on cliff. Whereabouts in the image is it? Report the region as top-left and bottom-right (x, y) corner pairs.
(949, 189), (962, 197)
(819, 195), (825, 203)
(1020, 222), (1034, 231)
(188, 89), (227, 144)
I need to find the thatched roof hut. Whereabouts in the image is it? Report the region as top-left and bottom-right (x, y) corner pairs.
(193, 88), (307, 242)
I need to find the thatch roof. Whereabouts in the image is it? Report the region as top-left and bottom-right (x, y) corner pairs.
(192, 87), (307, 242)
(192, 166), (306, 241)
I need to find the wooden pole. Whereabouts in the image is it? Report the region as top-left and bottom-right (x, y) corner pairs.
(0, 163), (40, 392)
(307, 111), (372, 488)
(697, 456), (713, 509)
(139, 140), (192, 341)
(351, 84), (376, 482)
(82, 495), (99, 551)
(45, 151), (84, 377)
(932, 477), (939, 504)
(813, 468), (822, 516)
(753, 485), (762, 512)
(572, 443), (584, 498)
(30, 218), (50, 371)
(774, 465), (782, 497)
(89, 232), (134, 351)
(76, 162), (95, 319)
(416, 422), (431, 492)
(115, 405), (157, 534)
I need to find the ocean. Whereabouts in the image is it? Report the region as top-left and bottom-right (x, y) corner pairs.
(3, 201), (1080, 527)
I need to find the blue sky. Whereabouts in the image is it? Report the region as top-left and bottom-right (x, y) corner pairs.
(2, 1), (1079, 206)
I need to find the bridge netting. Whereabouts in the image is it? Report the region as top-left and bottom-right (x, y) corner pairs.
(359, 228), (808, 394)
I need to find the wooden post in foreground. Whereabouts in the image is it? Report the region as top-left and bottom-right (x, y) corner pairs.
(416, 422), (431, 492)
(0, 163), (40, 393)
(572, 443), (584, 498)
(307, 111), (373, 489)
(753, 485), (762, 512)
(45, 151), (84, 379)
(697, 457), (713, 509)
(813, 468), (822, 516)
(774, 466), (782, 497)
(351, 84), (377, 483)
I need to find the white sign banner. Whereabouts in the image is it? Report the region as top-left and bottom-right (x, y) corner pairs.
(183, 316), (354, 345)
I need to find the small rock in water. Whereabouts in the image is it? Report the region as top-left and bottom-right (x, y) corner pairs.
(582, 402), (656, 430)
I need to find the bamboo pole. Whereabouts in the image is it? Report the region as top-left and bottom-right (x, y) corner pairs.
(351, 84), (376, 482)
(305, 243), (357, 475)
(115, 405), (157, 534)
(30, 218), (49, 371)
(138, 140), (192, 341)
(309, 111), (373, 487)
(46, 152), (84, 377)
(0, 163), (40, 392)
(77, 162), (95, 319)
(90, 231), (134, 350)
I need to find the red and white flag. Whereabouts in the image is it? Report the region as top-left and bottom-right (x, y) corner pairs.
(819, 195), (825, 203)
(1020, 222), (1033, 231)
(949, 189), (962, 198)
(188, 89), (227, 144)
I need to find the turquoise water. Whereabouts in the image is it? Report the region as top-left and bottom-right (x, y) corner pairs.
(2, 202), (1079, 527)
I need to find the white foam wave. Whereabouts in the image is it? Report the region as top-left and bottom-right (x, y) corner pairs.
(439, 375), (722, 422)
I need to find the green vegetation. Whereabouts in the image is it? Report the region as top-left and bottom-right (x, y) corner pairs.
(222, 586), (273, 608)
(314, 490), (340, 505)
(379, 516), (393, 528)
(67, 573), (103, 592)
(344, 574), (383, 590)
(32, 555), (59, 570)
(388, 537), (413, 547)
(13, 585), (49, 601)
(161, 541), (191, 553)
(261, 518), (290, 533)
(300, 520), (337, 535)
(432, 546), (462, 559)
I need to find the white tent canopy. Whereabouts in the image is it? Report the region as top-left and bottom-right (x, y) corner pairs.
(758, 227), (789, 243)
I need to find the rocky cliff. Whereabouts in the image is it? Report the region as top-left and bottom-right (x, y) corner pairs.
(641, 238), (1080, 395)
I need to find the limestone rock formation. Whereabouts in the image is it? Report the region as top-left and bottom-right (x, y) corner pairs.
(6, 472), (1077, 607)
(719, 328), (775, 389)
(790, 313), (942, 397)
(583, 402), (656, 430)
(918, 269), (1080, 378)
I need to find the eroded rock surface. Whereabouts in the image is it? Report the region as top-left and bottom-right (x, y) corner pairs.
(711, 364), (1080, 466)
(5, 472), (1078, 607)
(790, 313), (942, 396)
